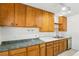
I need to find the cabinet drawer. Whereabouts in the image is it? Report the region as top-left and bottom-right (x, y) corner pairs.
(0, 51), (8, 56)
(53, 44), (58, 47)
(28, 45), (39, 51)
(40, 43), (46, 48)
(9, 48), (26, 55)
(12, 52), (26, 56)
(53, 40), (59, 44)
(59, 39), (64, 42)
(46, 42), (53, 46)
(53, 41), (59, 47)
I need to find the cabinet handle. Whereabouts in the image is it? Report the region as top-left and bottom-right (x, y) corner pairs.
(16, 24), (18, 25)
(11, 23), (14, 26)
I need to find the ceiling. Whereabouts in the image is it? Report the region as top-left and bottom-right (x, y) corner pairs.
(25, 3), (79, 17)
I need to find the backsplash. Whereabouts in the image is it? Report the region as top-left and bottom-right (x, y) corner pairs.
(1, 27), (39, 42)
(0, 27), (67, 44)
(39, 32), (56, 37)
(0, 27), (56, 42)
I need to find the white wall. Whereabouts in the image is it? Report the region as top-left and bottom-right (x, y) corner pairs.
(1, 27), (39, 41)
(0, 27), (56, 42)
(67, 14), (79, 50)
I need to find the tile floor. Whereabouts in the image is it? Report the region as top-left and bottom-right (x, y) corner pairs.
(58, 49), (78, 56)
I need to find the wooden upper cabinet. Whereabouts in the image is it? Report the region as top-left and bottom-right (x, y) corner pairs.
(0, 3), (54, 30)
(0, 3), (14, 26)
(40, 11), (54, 32)
(58, 16), (67, 32)
(14, 3), (26, 27)
(40, 11), (49, 32)
(35, 9), (43, 28)
(26, 6), (36, 27)
(48, 13), (54, 32)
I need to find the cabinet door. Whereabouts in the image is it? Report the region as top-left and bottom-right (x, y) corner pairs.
(64, 39), (68, 51)
(59, 40), (65, 53)
(46, 42), (54, 56)
(46, 46), (53, 56)
(40, 11), (49, 32)
(40, 11), (54, 32)
(15, 3), (26, 26)
(9, 48), (26, 56)
(46, 46), (54, 56)
(48, 13), (54, 32)
(36, 9), (43, 28)
(26, 6), (36, 27)
(27, 45), (39, 56)
(53, 41), (59, 56)
(0, 51), (8, 56)
(0, 3), (14, 26)
(53, 47), (59, 56)
(40, 43), (46, 56)
(59, 16), (67, 31)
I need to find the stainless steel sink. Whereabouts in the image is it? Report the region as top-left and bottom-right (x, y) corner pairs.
(53, 36), (64, 38)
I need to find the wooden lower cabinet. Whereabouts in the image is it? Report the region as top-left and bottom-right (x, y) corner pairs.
(27, 45), (39, 56)
(53, 47), (59, 56)
(0, 39), (68, 56)
(0, 51), (8, 56)
(9, 48), (27, 56)
(39, 43), (46, 56)
(59, 42), (64, 53)
(46, 42), (54, 56)
(46, 46), (54, 56)
(53, 40), (59, 56)
(64, 39), (68, 50)
(13, 52), (26, 56)
(59, 39), (68, 53)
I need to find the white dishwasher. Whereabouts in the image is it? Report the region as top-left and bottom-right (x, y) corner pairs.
(67, 37), (72, 49)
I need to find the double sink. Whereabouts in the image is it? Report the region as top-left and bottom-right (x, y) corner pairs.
(39, 36), (65, 42)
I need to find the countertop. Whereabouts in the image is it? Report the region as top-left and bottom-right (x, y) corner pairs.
(0, 36), (70, 52)
(39, 36), (70, 42)
(0, 38), (44, 52)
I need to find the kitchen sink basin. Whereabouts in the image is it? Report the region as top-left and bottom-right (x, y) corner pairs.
(53, 36), (64, 38)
